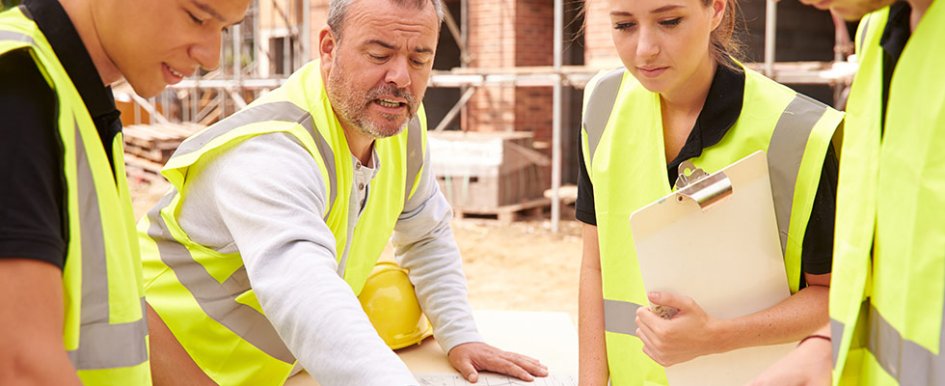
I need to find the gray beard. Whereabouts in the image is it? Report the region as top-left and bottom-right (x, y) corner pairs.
(327, 67), (416, 139)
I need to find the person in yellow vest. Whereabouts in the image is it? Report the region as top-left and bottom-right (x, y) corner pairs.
(138, 0), (548, 385)
(576, 0), (846, 384)
(0, 0), (248, 384)
(749, 0), (942, 384)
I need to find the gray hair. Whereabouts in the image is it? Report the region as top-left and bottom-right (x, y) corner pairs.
(327, 0), (444, 41)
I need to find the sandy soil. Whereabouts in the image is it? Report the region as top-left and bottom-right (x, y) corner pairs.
(131, 180), (583, 322)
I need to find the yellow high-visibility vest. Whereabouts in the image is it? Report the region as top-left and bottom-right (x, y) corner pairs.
(0, 6), (151, 385)
(582, 64), (842, 385)
(138, 60), (427, 385)
(831, 3), (945, 384)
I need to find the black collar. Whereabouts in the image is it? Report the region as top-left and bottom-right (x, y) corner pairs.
(667, 63), (745, 182)
(23, 0), (117, 121)
(878, 1), (911, 134)
(881, 1), (912, 69)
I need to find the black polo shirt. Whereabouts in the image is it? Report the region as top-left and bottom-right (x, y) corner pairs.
(881, 1), (912, 132)
(0, 0), (122, 269)
(576, 64), (839, 277)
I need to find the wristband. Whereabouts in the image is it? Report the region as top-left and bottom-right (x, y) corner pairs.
(798, 334), (831, 347)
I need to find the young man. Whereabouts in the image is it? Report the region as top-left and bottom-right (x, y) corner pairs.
(0, 0), (247, 384)
(750, 0), (942, 384)
(139, 0), (549, 385)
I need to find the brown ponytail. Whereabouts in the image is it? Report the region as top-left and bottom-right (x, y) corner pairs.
(705, 0), (745, 71)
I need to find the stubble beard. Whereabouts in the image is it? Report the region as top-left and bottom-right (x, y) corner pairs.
(327, 65), (418, 139)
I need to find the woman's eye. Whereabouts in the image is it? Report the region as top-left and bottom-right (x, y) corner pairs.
(660, 17), (682, 27)
(614, 21), (637, 30)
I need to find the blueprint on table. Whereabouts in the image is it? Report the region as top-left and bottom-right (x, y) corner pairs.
(417, 373), (576, 386)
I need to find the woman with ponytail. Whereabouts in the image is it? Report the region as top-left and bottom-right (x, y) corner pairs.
(576, 0), (843, 384)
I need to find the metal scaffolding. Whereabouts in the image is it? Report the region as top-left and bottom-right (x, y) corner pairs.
(123, 0), (855, 232)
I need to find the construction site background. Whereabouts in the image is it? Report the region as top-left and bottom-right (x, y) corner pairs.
(0, 0), (856, 321)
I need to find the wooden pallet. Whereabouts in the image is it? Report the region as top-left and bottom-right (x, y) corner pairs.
(122, 122), (204, 186)
(453, 197), (551, 223)
(124, 153), (166, 186)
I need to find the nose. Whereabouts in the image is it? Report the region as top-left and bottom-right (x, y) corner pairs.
(384, 56), (412, 89)
(636, 26), (660, 60)
(189, 30), (223, 71)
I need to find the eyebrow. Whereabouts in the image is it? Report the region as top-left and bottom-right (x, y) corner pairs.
(366, 39), (434, 55)
(192, 0), (244, 26)
(610, 5), (684, 17)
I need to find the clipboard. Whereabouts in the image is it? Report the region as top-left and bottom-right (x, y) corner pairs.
(629, 151), (794, 386)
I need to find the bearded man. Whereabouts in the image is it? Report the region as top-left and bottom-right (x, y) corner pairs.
(137, 0), (548, 385)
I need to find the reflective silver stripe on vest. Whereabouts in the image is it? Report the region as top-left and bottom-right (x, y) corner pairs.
(0, 29), (35, 44)
(589, 85), (829, 337)
(767, 93), (828, 255)
(832, 317), (845, 365)
(174, 101), (338, 219)
(831, 297), (945, 384)
(582, 69), (624, 167)
(603, 299), (641, 336)
(147, 193), (296, 363)
(831, 300), (870, 366)
(145, 105), (425, 363)
(404, 116), (423, 205)
(858, 14), (873, 55)
(583, 73), (828, 255)
(67, 121), (149, 369)
(867, 302), (945, 384)
(148, 102), (344, 364)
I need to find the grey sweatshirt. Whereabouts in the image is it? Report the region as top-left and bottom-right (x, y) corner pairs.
(176, 132), (482, 385)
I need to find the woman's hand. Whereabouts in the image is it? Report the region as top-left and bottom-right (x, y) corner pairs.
(635, 291), (722, 366)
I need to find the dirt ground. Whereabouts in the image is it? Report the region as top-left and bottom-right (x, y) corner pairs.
(131, 180), (583, 322)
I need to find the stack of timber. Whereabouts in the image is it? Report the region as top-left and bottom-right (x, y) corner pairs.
(123, 122), (204, 185)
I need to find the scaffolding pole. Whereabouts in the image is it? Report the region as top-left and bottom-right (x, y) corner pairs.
(134, 95), (169, 125)
(461, 0), (469, 66)
(302, 0), (310, 62)
(233, 24), (242, 87)
(147, 0), (856, 231)
(765, 0), (777, 76)
(434, 86), (477, 132)
(551, 0), (563, 233)
(443, 7), (466, 57)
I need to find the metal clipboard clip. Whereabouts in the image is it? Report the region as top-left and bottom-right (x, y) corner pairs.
(673, 160), (733, 210)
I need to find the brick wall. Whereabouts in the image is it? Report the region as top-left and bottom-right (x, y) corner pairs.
(514, 87), (553, 145)
(583, 0), (621, 68)
(308, 0), (329, 61)
(513, 1), (554, 151)
(581, 1), (838, 67)
(305, 0), (559, 146)
(466, 0), (555, 155)
(514, 1), (554, 67)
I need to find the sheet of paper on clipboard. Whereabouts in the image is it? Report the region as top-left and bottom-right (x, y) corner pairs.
(629, 150), (795, 386)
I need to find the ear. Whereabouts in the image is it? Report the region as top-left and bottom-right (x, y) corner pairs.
(318, 26), (336, 72)
(710, 0), (727, 31)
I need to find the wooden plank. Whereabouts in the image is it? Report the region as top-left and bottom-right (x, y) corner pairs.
(453, 197), (551, 223)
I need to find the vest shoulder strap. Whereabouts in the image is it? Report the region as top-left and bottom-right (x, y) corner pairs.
(583, 68), (625, 166)
(171, 101), (340, 218)
(403, 116), (424, 207)
(170, 100), (426, 217)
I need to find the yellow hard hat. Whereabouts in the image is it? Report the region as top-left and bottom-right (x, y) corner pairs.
(358, 261), (433, 350)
